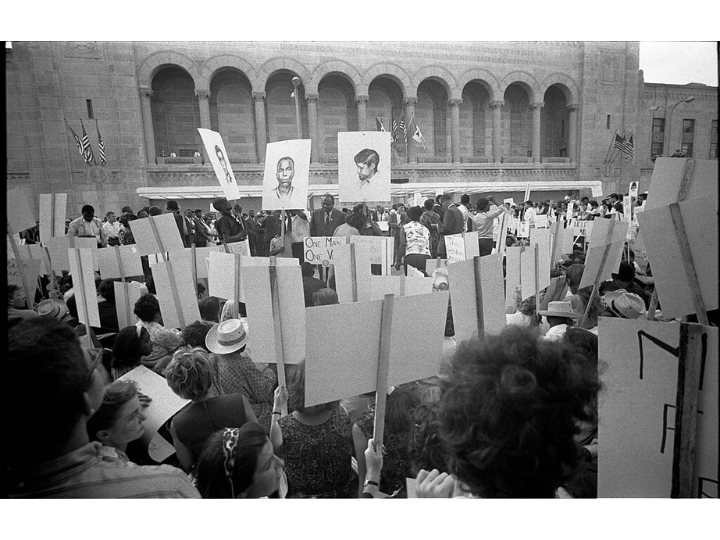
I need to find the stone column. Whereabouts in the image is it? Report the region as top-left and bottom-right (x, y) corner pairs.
(139, 86), (156, 165)
(356, 95), (368, 131)
(404, 97), (418, 164)
(195, 89), (211, 130)
(448, 98), (462, 164)
(306, 93), (319, 163)
(490, 100), (504, 163)
(567, 103), (579, 163)
(253, 92), (267, 163)
(530, 101), (544, 163)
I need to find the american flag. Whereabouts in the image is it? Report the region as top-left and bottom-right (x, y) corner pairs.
(96, 120), (106, 166)
(65, 119), (84, 157)
(376, 117), (386, 132)
(80, 119), (95, 164)
(392, 118), (398, 143)
(620, 133), (634, 161)
(612, 132), (625, 153)
(399, 118), (407, 142)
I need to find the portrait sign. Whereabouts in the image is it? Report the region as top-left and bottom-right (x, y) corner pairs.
(261, 139), (311, 211)
(338, 131), (391, 204)
(197, 128), (241, 202)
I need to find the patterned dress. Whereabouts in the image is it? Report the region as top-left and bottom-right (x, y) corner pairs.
(278, 407), (354, 498)
(356, 408), (413, 496)
(212, 351), (276, 434)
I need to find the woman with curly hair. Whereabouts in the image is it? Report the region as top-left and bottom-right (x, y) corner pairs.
(428, 325), (600, 498)
(165, 346), (257, 473)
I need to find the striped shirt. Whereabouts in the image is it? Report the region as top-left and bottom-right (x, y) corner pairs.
(9, 442), (199, 498)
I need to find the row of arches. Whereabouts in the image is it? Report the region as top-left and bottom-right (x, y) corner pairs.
(141, 59), (579, 165)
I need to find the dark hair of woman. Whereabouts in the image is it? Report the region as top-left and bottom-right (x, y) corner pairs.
(407, 402), (446, 476)
(112, 325), (149, 371)
(195, 423), (267, 498)
(406, 205), (423, 222)
(287, 361), (338, 414)
(439, 326), (600, 498)
(133, 294), (160, 322)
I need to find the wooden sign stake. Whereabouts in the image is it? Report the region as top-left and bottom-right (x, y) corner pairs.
(372, 293), (395, 448)
(190, 242), (198, 296)
(473, 256), (485, 341)
(671, 323), (703, 498)
(114, 246), (132, 326)
(7, 221), (35, 310)
(668, 203), (709, 326)
(148, 217), (168, 262)
(268, 257), (288, 416)
(349, 243), (358, 303)
(164, 260), (186, 330)
(74, 247), (93, 349)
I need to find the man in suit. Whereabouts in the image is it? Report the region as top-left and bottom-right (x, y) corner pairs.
(309, 194), (345, 237)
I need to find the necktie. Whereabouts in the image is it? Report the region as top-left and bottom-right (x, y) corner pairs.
(325, 212), (329, 228)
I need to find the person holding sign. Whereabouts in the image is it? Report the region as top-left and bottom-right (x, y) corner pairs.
(271, 362), (355, 498)
(473, 196), (506, 256)
(212, 198), (248, 244)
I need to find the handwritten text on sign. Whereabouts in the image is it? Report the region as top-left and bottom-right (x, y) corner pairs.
(304, 236), (347, 265)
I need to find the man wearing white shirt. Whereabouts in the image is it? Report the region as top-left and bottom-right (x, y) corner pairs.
(289, 209), (310, 262)
(102, 211), (124, 246)
(458, 194), (471, 232)
(523, 201), (537, 228)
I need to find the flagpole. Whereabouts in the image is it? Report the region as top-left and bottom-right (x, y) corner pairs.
(604, 130), (618, 164)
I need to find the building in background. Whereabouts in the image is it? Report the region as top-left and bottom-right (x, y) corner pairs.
(5, 41), (717, 216)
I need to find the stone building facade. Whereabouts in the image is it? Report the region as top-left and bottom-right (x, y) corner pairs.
(5, 41), (717, 216)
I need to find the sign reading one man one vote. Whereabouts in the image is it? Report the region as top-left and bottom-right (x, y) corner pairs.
(445, 232), (479, 264)
(303, 236), (346, 265)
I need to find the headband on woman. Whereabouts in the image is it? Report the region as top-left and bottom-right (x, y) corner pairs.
(222, 427), (240, 498)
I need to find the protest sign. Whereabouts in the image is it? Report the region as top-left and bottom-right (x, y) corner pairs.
(7, 258), (41, 298)
(645, 158), (717, 211)
(150, 256), (200, 330)
(350, 235), (394, 274)
(303, 236), (347, 265)
(69, 248), (101, 328)
(517, 221), (530, 238)
(118, 365), (190, 463)
(598, 319), (718, 497)
(131, 213), (185, 256)
(637, 197), (718, 319)
(262, 139), (311, 211)
(198, 128), (241, 202)
(579, 219), (629, 290)
(368, 275), (434, 300)
(7, 188), (37, 235)
(39, 193), (67, 244)
(171, 245), (223, 280)
(338, 131), (392, 204)
(98, 245), (143, 279)
(534, 214), (549, 229)
(114, 281), (143, 329)
(529, 228), (551, 293)
(445, 231), (479, 263)
(334, 242), (373, 303)
(448, 253), (506, 341)
(243, 264), (305, 368)
(505, 246), (523, 307)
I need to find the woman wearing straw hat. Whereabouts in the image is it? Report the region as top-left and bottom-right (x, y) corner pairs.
(206, 319), (276, 434)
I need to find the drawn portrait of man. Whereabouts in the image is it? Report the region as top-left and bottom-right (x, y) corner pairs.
(338, 131), (391, 204)
(215, 145), (232, 184)
(354, 148), (379, 189)
(273, 156), (296, 201)
(261, 139), (310, 210)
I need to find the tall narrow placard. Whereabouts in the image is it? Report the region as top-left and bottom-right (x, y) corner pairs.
(98, 245), (143, 279)
(198, 128), (241, 202)
(114, 281), (143, 329)
(39, 193), (67, 244)
(131, 213), (185, 256)
(334, 242), (373, 304)
(505, 246), (523, 307)
(150, 257), (200, 330)
(68, 248), (101, 328)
